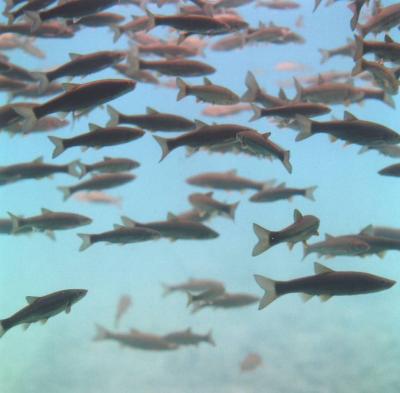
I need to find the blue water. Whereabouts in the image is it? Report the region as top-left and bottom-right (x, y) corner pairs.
(1, 1), (400, 392)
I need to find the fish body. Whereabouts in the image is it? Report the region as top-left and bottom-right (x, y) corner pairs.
(193, 293), (259, 312)
(354, 34), (400, 64)
(0, 22), (75, 38)
(73, 12), (125, 27)
(114, 295), (132, 327)
(0, 289), (87, 336)
(166, 209), (212, 223)
(250, 183), (316, 203)
(163, 328), (215, 346)
(358, 4), (400, 37)
(378, 163), (400, 177)
(162, 279), (225, 296)
(240, 353), (262, 372)
(73, 191), (122, 207)
(188, 192), (239, 220)
(78, 157), (140, 178)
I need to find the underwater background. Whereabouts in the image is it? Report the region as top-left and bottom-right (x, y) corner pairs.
(1, 1), (400, 392)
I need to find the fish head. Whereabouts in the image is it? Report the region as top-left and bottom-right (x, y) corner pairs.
(71, 289), (88, 303)
(78, 215), (93, 226)
(205, 227), (219, 239)
(113, 51), (128, 64)
(380, 277), (396, 290)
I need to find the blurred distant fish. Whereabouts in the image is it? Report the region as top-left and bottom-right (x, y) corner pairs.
(163, 328), (215, 346)
(274, 61), (308, 72)
(250, 102), (331, 120)
(107, 105), (196, 132)
(93, 325), (178, 350)
(211, 33), (246, 52)
(249, 183), (317, 203)
(120, 215), (219, 241)
(78, 225), (160, 251)
(0, 58), (37, 82)
(192, 292), (259, 312)
(115, 295), (132, 328)
(0, 289), (87, 337)
(77, 157), (140, 178)
(187, 170), (276, 191)
(8, 82), (63, 101)
(162, 278), (225, 297)
(111, 16), (152, 42)
(5, 116), (68, 135)
(73, 191), (123, 208)
(14, 79), (136, 130)
(0, 33), (45, 58)
(189, 192), (239, 220)
(186, 286), (226, 306)
(176, 77), (240, 105)
(256, 0), (299, 9)
(137, 42), (201, 58)
(113, 63), (160, 85)
(303, 234), (370, 260)
(252, 209), (320, 256)
(0, 21), (75, 38)
(58, 173), (136, 201)
(166, 210), (213, 223)
(254, 263), (395, 310)
(240, 353), (262, 372)
(48, 123), (144, 158)
(202, 103), (251, 117)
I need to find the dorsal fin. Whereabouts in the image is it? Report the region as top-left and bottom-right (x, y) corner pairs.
(146, 107), (159, 114)
(62, 82), (79, 91)
(69, 52), (81, 60)
(113, 224), (125, 229)
(88, 123), (101, 132)
(41, 208), (53, 215)
(33, 156), (44, 163)
(26, 296), (39, 304)
(194, 119), (207, 128)
(203, 77), (212, 85)
(325, 233), (334, 240)
(314, 262), (334, 275)
(121, 216), (136, 227)
(226, 169), (237, 175)
(258, 21), (265, 28)
(269, 21), (276, 27)
(103, 157), (113, 161)
(317, 74), (324, 84)
(360, 224), (374, 236)
(205, 191), (213, 197)
(343, 111), (357, 121)
(293, 209), (303, 221)
(262, 132), (271, 139)
(276, 182), (286, 189)
(278, 88), (288, 101)
(186, 327), (192, 333)
(167, 212), (178, 221)
(384, 34), (394, 43)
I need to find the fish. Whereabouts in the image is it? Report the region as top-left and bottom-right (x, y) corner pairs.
(303, 234), (371, 260)
(359, 144), (400, 158)
(72, 12), (125, 28)
(351, 86), (395, 109)
(77, 157), (140, 178)
(192, 292), (259, 312)
(0, 58), (37, 82)
(211, 33), (246, 52)
(236, 130), (292, 173)
(254, 262), (396, 310)
(120, 215), (219, 241)
(8, 208), (92, 238)
(58, 173), (136, 201)
(241, 71), (288, 107)
(378, 163), (400, 177)
(115, 295), (132, 328)
(111, 16), (152, 42)
(0, 33), (44, 58)
(0, 21), (75, 38)
(358, 3), (400, 37)
(32, 51), (127, 92)
(93, 325), (178, 350)
(202, 103), (251, 117)
(0, 289), (87, 337)
(162, 278), (225, 297)
(249, 183), (317, 203)
(163, 328), (215, 346)
(48, 123), (144, 158)
(352, 58), (398, 95)
(274, 61), (307, 72)
(137, 42), (201, 58)
(252, 209), (320, 255)
(23, 0), (120, 31)
(7, 0), (58, 24)
(256, 0), (299, 9)
(0, 76), (29, 93)
(240, 353), (263, 372)
(8, 82), (63, 102)
(295, 112), (400, 146)
(0, 156), (79, 183)
(250, 102), (331, 120)
(186, 170), (275, 191)
(354, 34), (400, 64)
(14, 79), (136, 130)
(176, 77), (239, 105)
(186, 286), (226, 306)
(107, 105), (196, 132)
(5, 116), (69, 135)
(360, 225), (400, 241)
(154, 122), (261, 161)
(166, 210), (213, 223)
(78, 225), (160, 251)
(73, 191), (123, 208)
(113, 63), (160, 85)
(188, 192), (239, 220)
(319, 38), (355, 64)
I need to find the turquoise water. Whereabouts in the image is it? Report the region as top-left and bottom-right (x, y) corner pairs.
(1, 1), (400, 392)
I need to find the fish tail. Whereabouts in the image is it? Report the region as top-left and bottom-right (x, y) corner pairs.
(241, 71), (259, 102)
(106, 105), (121, 127)
(294, 115), (313, 142)
(7, 212), (22, 233)
(228, 201), (239, 220)
(282, 150), (292, 174)
(161, 283), (172, 297)
(76, 161), (87, 178)
(313, 0), (322, 12)
(110, 25), (123, 43)
(293, 77), (303, 101)
(186, 291), (194, 307)
(383, 92), (395, 109)
(31, 71), (49, 93)
(305, 186), (317, 201)
(144, 8), (156, 31)
(24, 11), (42, 32)
(318, 49), (330, 64)
(207, 329), (216, 346)
(353, 35), (364, 61)
(93, 324), (110, 341)
(48, 136), (65, 158)
(153, 135), (172, 162)
(351, 59), (363, 76)
(252, 223), (271, 256)
(67, 160), (81, 178)
(13, 105), (37, 132)
(58, 186), (71, 201)
(176, 77), (188, 101)
(20, 38), (45, 59)
(358, 145), (369, 155)
(254, 274), (277, 310)
(0, 320), (7, 338)
(249, 104), (262, 121)
(78, 233), (92, 251)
